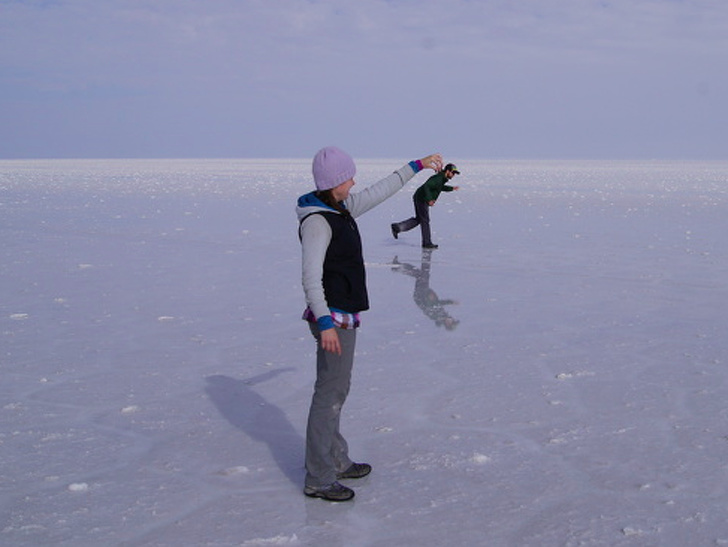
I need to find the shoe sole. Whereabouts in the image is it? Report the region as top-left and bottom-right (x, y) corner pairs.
(304, 489), (355, 502)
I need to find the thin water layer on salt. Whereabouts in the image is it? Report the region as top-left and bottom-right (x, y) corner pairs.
(1, 159), (728, 546)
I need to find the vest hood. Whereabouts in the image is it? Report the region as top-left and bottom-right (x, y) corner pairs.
(296, 191), (340, 222)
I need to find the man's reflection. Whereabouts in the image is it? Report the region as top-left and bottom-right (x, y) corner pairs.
(391, 249), (459, 330)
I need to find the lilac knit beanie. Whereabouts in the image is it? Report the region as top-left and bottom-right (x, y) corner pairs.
(312, 146), (356, 191)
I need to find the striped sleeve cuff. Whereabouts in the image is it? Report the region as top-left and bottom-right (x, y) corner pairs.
(408, 159), (424, 173)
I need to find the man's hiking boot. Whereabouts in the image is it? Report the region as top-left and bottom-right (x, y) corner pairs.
(304, 481), (355, 502)
(337, 462), (372, 480)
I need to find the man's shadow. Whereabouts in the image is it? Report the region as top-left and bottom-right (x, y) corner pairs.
(205, 370), (304, 486)
(391, 248), (460, 330)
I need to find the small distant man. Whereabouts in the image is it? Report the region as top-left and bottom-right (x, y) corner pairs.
(390, 163), (461, 249)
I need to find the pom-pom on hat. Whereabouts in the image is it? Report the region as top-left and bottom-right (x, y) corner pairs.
(312, 146), (356, 191)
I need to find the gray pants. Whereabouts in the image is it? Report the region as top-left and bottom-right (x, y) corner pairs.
(305, 324), (356, 487)
(393, 199), (432, 246)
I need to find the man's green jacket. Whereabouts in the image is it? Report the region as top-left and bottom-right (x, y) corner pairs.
(413, 171), (455, 203)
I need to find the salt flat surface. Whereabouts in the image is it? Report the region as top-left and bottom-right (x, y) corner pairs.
(2, 158), (728, 546)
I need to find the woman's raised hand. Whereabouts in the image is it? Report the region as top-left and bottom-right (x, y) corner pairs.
(419, 153), (444, 172)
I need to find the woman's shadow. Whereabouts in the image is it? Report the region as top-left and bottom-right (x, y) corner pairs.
(205, 370), (304, 487)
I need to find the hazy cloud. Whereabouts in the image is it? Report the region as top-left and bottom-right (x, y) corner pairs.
(1, 0), (726, 158)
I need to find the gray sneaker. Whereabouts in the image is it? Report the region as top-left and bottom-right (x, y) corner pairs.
(304, 481), (355, 502)
(337, 462), (372, 480)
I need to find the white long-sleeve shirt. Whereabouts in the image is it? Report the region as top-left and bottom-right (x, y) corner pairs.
(296, 162), (421, 326)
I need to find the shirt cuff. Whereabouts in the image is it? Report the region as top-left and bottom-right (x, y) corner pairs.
(317, 314), (335, 331)
(408, 159), (424, 173)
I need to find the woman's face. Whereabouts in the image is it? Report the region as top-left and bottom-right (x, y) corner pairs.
(331, 178), (355, 201)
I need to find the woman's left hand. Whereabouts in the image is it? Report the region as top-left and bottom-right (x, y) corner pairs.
(320, 328), (342, 355)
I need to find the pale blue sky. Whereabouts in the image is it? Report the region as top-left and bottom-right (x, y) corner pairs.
(1, 0), (726, 159)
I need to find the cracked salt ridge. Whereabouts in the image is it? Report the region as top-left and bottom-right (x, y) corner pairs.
(2, 159), (728, 546)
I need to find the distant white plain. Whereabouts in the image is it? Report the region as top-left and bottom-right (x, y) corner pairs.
(2, 159), (728, 546)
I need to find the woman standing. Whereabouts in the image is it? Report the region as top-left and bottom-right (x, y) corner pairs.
(296, 146), (443, 501)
